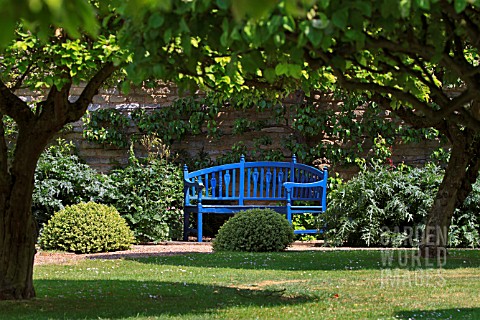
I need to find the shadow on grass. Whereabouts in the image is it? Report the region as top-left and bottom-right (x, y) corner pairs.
(395, 307), (480, 319)
(122, 249), (480, 272)
(2, 279), (313, 319)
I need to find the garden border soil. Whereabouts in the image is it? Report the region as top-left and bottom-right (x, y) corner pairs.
(34, 241), (407, 265)
(34, 241), (321, 265)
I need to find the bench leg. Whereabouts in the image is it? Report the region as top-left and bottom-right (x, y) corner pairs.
(287, 205), (292, 224)
(183, 211), (190, 241)
(197, 211), (203, 243)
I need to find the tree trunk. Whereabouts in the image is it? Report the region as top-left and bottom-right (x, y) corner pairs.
(0, 61), (115, 301)
(0, 129), (50, 300)
(420, 132), (479, 259)
(0, 197), (38, 299)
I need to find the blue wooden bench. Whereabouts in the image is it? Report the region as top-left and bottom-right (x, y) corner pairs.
(183, 155), (328, 242)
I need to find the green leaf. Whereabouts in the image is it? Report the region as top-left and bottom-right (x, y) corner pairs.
(181, 34), (192, 55)
(282, 16), (296, 32)
(231, 0), (278, 20)
(320, 36), (333, 50)
(264, 68), (277, 83)
(305, 25), (323, 47)
(216, 0), (230, 10)
(163, 28), (172, 43)
(274, 63), (302, 78)
(0, 17), (17, 47)
(179, 18), (190, 33)
(317, 0), (330, 10)
(275, 63), (289, 76)
(354, 2), (372, 17)
(148, 13), (165, 28)
(381, 0), (399, 18)
(454, 0), (468, 13)
(399, 0), (412, 18)
(267, 15), (282, 35)
(287, 64), (303, 79)
(331, 8), (349, 29)
(415, 0), (430, 10)
(273, 32), (285, 46)
(311, 13), (330, 29)
(220, 18), (230, 47)
(331, 56), (347, 72)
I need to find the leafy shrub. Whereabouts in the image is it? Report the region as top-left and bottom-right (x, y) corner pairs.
(325, 164), (480, 248)
(213, 209), (294, 252)
(292, 213), (321, 241)
(33, 139), (116, 227)
(108, 157), (184, 243)
(38, 202), (135, 253)
(325, 164), (442, 247)
(450, 178), (480, 248)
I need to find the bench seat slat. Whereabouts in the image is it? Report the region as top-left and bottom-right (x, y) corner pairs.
(294, 229), (324, 234)
(290, 208), (324, 214)
(191, 205), (289, 214)
(290, 205), (324, 210)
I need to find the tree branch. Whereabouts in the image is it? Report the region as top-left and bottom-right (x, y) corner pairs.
(11, 63), (37, 92)
(0, 80), (34, 125)
(0, 117), (10, 194)
(436, 87), (476, 119)
(456, 107), (480, 132)
(380, 50), (449, 107)
(371, 93), (438, 129)
(365, 35), (477, 83)
(325, 35), (480, 131)
(440, 0), (480, 51)
(333, 71), (439, 121)
(455, 136), (480, 207)
(69, 62), (117, 122)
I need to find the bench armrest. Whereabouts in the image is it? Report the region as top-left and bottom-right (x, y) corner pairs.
(184, 179), (205, 190)
(284, 180), (327, 206)
(184, 179), (205, 205)
(283, 180), (326, 189)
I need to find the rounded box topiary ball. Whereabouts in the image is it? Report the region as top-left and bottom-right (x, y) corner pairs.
(212, 208), (294, 252)
(38, 202), (135, 253)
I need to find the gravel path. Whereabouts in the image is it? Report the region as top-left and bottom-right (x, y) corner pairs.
(34, 241), (328, 265)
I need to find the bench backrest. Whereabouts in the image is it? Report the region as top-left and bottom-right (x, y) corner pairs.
(184, 156), (327, 205)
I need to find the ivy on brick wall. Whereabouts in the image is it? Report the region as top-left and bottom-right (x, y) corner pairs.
(287, 91), (443, 165)
(82, 95), (223, 148)
(83, 108), (131, 148)
(81, 90), (444, 170)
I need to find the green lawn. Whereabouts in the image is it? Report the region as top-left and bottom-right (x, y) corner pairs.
(2, 249), (480, 319)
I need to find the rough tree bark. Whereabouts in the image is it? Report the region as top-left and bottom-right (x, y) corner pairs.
(0, 128), (51, 299)
(420, 127), (480, 259)
(0, 62), (116, 300)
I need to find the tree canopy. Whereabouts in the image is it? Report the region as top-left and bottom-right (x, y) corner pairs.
(0, 0), (99, 46)
(2, 0), (480, 300)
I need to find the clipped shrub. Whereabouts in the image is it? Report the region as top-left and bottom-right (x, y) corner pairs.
(38, 202), (135, 253)
(108, 158), (184, 243)
(33, 139), (116, 227)
(213, 209), (294, 252)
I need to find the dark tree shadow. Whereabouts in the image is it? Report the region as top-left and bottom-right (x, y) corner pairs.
(2, 279), (314, 319)
(395, 307), (480, 319)
(120, 249), (480, 271)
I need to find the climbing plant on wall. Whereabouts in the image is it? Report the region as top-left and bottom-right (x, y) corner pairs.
(82, 89), (444, 170)
(287, 91), (443, 165)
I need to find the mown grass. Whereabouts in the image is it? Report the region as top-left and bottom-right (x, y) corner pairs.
(2, 249), (480, 319)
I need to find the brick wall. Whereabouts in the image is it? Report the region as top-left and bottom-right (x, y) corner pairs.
(17, 84), (444, 178)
